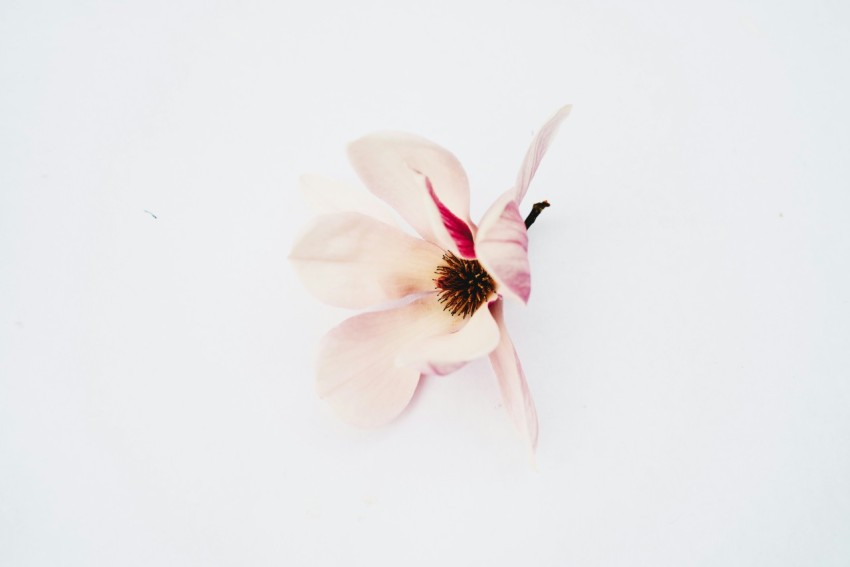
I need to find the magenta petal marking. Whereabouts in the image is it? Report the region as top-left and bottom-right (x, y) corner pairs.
(347, 132), (471, 248)
(424, 175), (476, 258)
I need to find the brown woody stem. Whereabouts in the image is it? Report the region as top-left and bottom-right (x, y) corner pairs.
(524, 200), (550, 229)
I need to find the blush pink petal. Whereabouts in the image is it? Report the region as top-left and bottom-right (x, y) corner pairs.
(488, 300), (539, 451)
(290, 212), (444, 309)
(417, 361), (467, 377)
(514, 105), (572, 204)
(299, 174), (398, 226)
(475, 190), (531, 304)
(397, 300), (500, 375)
(348, 132), (473, 250)
(315, 296), (458, 427)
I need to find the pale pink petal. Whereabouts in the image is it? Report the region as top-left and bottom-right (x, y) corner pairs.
(315, 296), (456, 427)
(488, 300), (539, 450)
(424, 175), (476, 258)
(290, 212), (443, 309)
(348, 132), (473, 248)
(475, 190), (531, 304)
(299, 174), (398, 226)
(514, 105), (572, 204)
(397, 301), (500, 375)
(418, 361), (467, 377)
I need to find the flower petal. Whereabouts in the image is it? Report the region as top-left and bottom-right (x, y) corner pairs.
(488, 300), (539, 451)
(315, 296), (455, 427)
(424, 175), (477, 259)
(514, 105), (572, 204)
(475, 190), (531, 304)
(396, 300), (500, 375)
(299, 174), (399, 226)
(348, 132), (472, 248)
(290, 212), (443, 309)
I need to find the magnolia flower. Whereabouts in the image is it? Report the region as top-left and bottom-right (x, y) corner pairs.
(291, 106), (571, 451)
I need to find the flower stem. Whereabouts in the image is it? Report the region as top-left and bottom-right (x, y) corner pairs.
(524, 201), (550, 229)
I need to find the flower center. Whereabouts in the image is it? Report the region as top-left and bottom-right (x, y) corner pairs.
(434, 251), (496, 318)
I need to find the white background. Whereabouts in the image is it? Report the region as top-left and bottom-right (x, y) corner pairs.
(2, 0), (849, 565)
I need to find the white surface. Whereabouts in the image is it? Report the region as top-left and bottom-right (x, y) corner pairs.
(2, 1), (849, 565)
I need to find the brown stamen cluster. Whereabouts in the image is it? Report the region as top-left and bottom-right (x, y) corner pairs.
(434, 252), (496, 318)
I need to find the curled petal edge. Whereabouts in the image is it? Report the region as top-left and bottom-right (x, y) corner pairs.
(475, 190), (531, 304)
(396, 300), (501, 375)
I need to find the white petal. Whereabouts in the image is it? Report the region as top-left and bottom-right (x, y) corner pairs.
(397, 301), (501, 375)
(290, 212), (443, 309)
(315, 296), (455, 427)
(488, 300), (539, 451)
(514, 105), (572, 204)
(299, 174), (399, 226)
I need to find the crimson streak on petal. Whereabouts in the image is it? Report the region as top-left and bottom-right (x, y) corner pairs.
(423, 175), (477, 259)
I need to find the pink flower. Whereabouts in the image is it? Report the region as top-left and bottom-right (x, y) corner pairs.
(290, 106), (571, 451)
